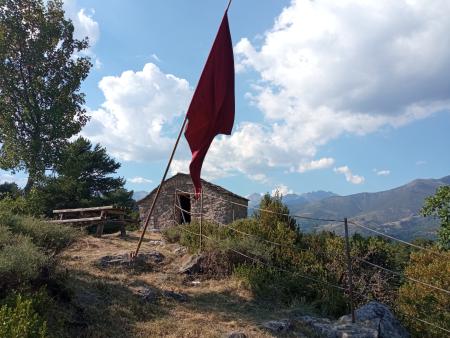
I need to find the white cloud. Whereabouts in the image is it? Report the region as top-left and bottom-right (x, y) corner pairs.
(82, 0), (450, 184)
(151, 53), (161, 63)
(83, 63), (192, 161)
(221, 0), (450, 180)
(334, 166), (365, 184)
(271, 184), (293, 196)
(375, 169), (390, 176)
(63, 1), (101, 67)
(416, 160), (427, 166)
(128, 177), (153, 184)
(298, 157), (335, 173)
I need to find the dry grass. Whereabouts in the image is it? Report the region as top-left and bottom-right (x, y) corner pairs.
(58, 231), (318, 338)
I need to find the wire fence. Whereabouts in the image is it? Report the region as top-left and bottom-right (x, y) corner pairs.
(168, 189), (450, 335)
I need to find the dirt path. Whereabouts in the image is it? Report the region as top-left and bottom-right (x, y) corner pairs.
(59, 231), (316, 338)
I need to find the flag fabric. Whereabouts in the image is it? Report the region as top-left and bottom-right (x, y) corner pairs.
(184, 11), (235, 197)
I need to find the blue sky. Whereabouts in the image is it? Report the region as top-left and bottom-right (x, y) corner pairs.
(1, 0), (449, 197)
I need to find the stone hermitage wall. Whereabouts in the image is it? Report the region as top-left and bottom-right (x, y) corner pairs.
(138, 174), (248, 230)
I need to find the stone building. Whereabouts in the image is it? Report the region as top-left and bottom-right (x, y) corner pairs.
(136, 173), (248, 230)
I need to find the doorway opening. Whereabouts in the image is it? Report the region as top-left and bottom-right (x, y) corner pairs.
(177, 193), (191, 224)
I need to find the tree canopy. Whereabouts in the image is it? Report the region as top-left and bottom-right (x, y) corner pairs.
(421, 185), (450, 249)
(0, 0), (91, 192)
(36, 137), (133, 215)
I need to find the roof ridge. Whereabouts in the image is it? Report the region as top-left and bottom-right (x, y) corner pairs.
(136, 172), (248, 204)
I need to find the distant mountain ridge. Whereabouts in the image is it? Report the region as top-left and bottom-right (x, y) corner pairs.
(248, 175), (449, 241)
(291, 175), (450, 240)
(132, 190), (148, 201)
(247, 191), (338, 212)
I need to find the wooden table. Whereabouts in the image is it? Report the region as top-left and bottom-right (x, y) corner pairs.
(49, 206), (130, 237)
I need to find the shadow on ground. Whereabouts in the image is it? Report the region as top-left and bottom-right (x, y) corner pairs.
(60, 269), (169, 338)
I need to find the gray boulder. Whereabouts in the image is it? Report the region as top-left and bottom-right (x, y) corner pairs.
(261, 319), (292, 333)
(339, 302), (410, 338)
(298, 301), (409, 338)
(178, 254), (205, 274)
(97, 251), (164, 269)
(298, 315), (377, 338)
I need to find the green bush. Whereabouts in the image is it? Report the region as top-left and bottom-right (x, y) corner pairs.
(397, 250), (450, 337)
(0, 225), (12, 247)
(162, 226), (181, 243)
(0, 196), (29, 215)
(0, 212), (79, 252)
(0, 294), (47, 338)
(0, 235), (48, 290)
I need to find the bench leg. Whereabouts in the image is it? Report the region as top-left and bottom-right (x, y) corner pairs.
(95, 222), (105, 237)
(120, 223), (126, 237)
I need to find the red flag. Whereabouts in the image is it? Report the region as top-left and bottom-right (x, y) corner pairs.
(184, 12), (235, 197)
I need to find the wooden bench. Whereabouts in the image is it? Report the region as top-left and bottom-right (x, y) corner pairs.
(49, 206), (133, 237)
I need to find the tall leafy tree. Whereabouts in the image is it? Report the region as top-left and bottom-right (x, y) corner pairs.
(0, 0), (91, 192)
(38, 137), (133, 214)
(421, 186), (450, 249)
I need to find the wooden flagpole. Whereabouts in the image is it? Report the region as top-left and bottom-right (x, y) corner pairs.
(132, 115), (188, 258)
(132, 0), (234, 258)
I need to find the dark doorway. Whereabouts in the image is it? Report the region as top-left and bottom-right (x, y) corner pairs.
(178, 194), (191, 224)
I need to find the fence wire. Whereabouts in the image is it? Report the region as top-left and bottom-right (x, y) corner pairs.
(348, 220), (449, 259)
(175, 221), (346, 292)
(170, 189), (450, 335)
(355, 257), (450, 295)
(175, 189), (344, 223)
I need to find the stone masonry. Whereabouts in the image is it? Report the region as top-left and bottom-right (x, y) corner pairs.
(137, 173), (248, 230)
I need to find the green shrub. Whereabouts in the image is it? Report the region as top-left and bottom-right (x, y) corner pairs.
(0, 212), (79, 252)
(0, 225), (12, 248)
(0, 294), (47, 338)
(0, 196), (28, 215)
(162, 226), (181, 243)
(397, 249), (450, 337)
(0, 235), (48, 290)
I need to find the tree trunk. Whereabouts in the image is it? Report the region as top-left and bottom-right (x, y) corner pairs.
(24, 172), (35, 194)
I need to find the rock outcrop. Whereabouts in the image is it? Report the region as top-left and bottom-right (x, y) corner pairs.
(297, 301), (410, 338)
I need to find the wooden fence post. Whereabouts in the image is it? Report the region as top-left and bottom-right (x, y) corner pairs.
(344, 217), (356, 323)
(199, 190), (203, 253)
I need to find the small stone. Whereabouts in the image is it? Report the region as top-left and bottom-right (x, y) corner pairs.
(261, 319), (292, 333)
(227, 332), (247, 338)
(174, 246), (187, 255)
(162, 290), (188, 302)
(137, 287), (159, 303)
(178, 254), (204, 274)
(148, 240), (162, 245)
(96, 251), (164, 269)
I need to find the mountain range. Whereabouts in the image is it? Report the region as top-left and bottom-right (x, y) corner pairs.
(134, 175), (449, 241)
(248, 175), (450, 241)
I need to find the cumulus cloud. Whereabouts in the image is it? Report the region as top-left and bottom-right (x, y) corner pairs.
(222, 0), (450, 180)
(334, 166), (365, 184)
(271, 184), (294, 196)
(63, 0), (101, 67)
(83, 0), (450, 184)
(298, 157), (335, 173)
(375, 169), (390, 176)
(82, 63), (192, 161)
(128, 177), (153, 184)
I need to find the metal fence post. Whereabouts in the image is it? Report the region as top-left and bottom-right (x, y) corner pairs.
(199, 190), (203, 253)
(344, 217), (356, 323)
